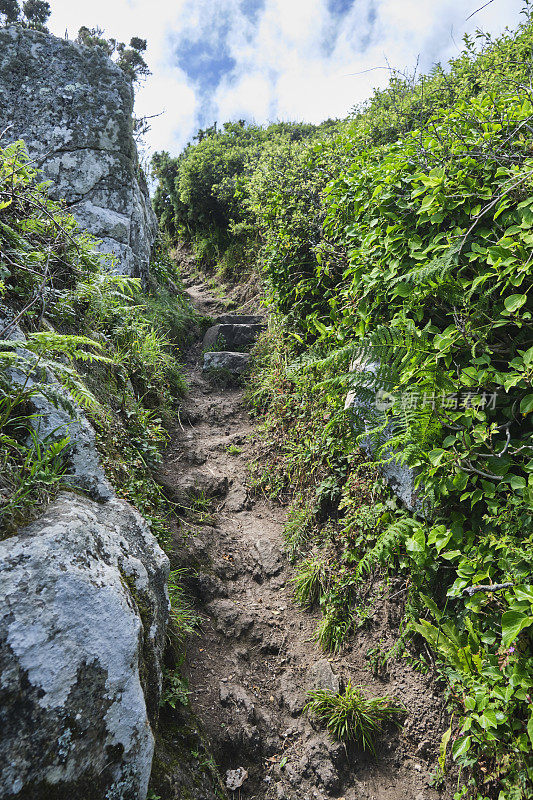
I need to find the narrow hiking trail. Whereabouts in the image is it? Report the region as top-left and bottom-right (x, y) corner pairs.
(159, 276), (450, 800)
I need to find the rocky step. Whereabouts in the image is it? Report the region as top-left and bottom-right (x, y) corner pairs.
(203, 351), (251, 375)
(203, 323), (265, 352)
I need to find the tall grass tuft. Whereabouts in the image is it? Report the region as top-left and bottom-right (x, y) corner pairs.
(305, 681), (405, 754)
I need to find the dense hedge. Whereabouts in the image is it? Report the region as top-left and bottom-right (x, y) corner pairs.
(152, 119), (339, 273)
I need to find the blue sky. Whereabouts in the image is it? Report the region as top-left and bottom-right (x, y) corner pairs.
(47, 0), (525, 157)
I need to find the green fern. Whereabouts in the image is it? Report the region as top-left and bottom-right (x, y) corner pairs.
(1, 336), (113, 415)
(356, 515), (419, 578)
(392, 242), (461, 286)
(295, 324), (448, 470)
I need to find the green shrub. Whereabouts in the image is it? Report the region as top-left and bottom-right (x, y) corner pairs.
(0, 140), (195, 543)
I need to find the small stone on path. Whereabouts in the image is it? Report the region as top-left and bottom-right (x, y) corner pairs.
(226, 766), (248, 790)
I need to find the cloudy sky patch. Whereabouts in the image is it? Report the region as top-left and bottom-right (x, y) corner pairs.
(47, 0), (524, 156)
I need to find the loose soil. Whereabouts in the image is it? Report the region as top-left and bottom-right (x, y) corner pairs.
(160, 277), (452, 800)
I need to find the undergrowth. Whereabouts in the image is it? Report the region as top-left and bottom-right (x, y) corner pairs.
(0, 140), (200, 540)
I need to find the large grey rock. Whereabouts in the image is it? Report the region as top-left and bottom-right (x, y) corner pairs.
(0, 493), (169, 800)
(203, 323), (265, 352)
(0, 26), (157, 281)
(203, 351), (251, 375)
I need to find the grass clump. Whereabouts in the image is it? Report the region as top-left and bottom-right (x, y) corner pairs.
(305, 682), (405, 754)
(283, 494), (316, 561)
(167, 569), (202, 647)
(292, 556), (329, 608)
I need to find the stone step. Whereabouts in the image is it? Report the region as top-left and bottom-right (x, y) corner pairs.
(203, 351), (250, 375)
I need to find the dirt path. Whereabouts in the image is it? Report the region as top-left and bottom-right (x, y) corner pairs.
(160, 279), (449, 800)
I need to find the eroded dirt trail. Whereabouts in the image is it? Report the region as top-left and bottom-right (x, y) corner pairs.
(160, 279), (448, 800)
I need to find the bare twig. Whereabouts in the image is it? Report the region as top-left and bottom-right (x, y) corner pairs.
(466, 0), (496, 22)
(463, 582), (514, 596)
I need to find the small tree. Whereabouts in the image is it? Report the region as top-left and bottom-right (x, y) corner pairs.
(0, 0), (20, 24)
(76, 28), (150, 84)
(22, 0), (50, 27)
(116, 41), (150, 83)
(76, 25), (114, 56)
(129, 36), (146, 52)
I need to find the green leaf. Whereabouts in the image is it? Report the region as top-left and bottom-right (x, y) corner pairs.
(393, 282), (411, 298)
(523, 346), (533, 366)
(429, 448), (445, 466)
(439, 722), (453, 771)
(504, 294), (527, 313)
(480, 709), (498, 729)
(502, 610), (533, 648)
(508, 474), (527, 490)
(452, 735), (471, 760)
(520, 394), (533, 415)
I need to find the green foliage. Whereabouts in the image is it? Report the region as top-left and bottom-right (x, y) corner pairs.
(305, 681), (405, 753)
(152, 120), (339, 281)
(315, 25), (533, 793)
(241, 11), (533, 797)
(283, 494), (316, 561)
(355, 514), (419, 578)
(160, 667), (190, 709)
(0, 0), (49, 28)
(75, 26), (150, 83)
(22, 0), (49, 25)
(0, 422), (70, 535)
(0, 140), (196, 543)
(292, 556), (328, 608)
(167, 568), (202, 646)
(159, 569), (202, 715)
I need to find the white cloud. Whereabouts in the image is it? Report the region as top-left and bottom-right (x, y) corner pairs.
(47, 0), (526, 157)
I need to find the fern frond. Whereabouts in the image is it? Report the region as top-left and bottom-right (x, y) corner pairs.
(356, 515), (418, 578)
(304, 325), (435, 388)
(393, 242), (461, 286)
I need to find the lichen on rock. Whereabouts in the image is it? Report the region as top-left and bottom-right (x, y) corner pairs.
(0, 493), (169, 799)
(0, 25), (157, 282)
